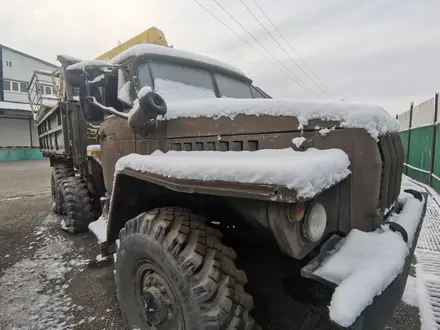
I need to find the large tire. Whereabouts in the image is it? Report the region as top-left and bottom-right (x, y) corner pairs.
(116, 207), (257, 330)
(60, 176), (95, 233)
(51, 164), (74, 214)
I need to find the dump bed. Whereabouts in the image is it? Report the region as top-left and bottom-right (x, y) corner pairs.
(28, 69), (98, 159)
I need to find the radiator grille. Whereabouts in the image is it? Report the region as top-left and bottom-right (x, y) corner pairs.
(378, 133), (405, 214)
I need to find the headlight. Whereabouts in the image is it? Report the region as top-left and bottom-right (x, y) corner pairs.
(302, 202), (327, 242)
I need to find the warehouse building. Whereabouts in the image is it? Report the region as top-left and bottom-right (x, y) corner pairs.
(0, 45), (57, 161)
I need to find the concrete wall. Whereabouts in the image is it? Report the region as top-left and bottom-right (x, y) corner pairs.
(0, 46), (55, 161)
(0, 149), (44, 161)
(2, 47), (57, 103)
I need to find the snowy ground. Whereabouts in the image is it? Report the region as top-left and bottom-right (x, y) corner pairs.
(401, 176), (440, 330)
(0, 161), (125, 330)
(0, 160), (435, 330)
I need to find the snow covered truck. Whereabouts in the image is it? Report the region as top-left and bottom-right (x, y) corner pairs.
(33, 44), (426, 330)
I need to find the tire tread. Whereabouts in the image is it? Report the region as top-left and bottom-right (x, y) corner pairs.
(118, 207), (257, 330)
(60, 176), (95, 233)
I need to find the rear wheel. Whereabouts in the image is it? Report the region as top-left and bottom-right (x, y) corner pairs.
(51, 164), (74, 214)
(116, 207), (257, 330)
(60, 176), (95, 233)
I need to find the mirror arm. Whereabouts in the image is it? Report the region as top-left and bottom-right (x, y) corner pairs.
(87, 96), (129, 120)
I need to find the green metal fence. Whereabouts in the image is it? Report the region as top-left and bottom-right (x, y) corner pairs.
(397, 93), (439, 191)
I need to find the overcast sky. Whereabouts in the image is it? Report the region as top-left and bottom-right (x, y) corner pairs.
(2, 0), (440, 114)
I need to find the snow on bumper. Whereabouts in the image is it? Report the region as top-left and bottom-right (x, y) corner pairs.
(302, 190), (426, 328)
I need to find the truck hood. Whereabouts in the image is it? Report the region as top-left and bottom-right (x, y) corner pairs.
(161, 98), (399, 141)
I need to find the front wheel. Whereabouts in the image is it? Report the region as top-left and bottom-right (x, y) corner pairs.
(116, 207), (257, 330)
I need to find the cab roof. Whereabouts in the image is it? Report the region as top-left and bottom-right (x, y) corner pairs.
(108, 44), (247, 78)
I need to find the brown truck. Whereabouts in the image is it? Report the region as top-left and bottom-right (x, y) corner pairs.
(31, 44), (426, 330)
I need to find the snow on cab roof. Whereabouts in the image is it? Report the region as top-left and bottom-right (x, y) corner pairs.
(162, 98), (400, 141)
(108, 44), (246, 77)
(67, 59), (111, 71)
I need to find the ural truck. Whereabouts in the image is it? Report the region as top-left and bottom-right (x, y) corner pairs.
(31, 44), (426, 330)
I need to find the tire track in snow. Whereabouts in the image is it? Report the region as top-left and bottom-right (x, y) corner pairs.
(0, 214), (89, 330)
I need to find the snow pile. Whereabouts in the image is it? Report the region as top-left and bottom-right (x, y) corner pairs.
(402, 275), (418, 307)
(66, 59), (110, 71)
(314, 192), (424, 327)
(115, 148), (351, 198)
(127, 86), (153, 121)
(292, 137), (306, 148)
(154, 78), (216, 102)
(138, 85), (152, 99)
(89, 216), (107, 244)
(0, 214), (89, 329)
(89, 74), (105, 84)
(108, 44), (245, 76)
(319, 127), (336, 136)
(162, 98), (399, 140)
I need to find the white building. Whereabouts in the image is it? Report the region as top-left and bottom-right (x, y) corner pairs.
(0, 44), (57, 161)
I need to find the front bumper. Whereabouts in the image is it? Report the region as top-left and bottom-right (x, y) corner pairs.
(301, 189), (428, 329)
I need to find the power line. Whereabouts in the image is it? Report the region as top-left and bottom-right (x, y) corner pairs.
(250, 0), (340, 99)
(209, 0), (323, 99)
(239, 0), (334, 99)
(192, 0), (319, 98)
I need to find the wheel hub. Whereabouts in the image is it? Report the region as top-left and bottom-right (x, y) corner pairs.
(142, 287), (167, 325)
(140, 271), (178, 328)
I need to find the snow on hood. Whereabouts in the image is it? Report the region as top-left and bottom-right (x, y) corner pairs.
(115, 148), (351, 199)
(108, 44), (246, 77)
(162, 98), (399, 141)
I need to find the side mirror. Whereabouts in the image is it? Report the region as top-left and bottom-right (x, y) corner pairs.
(129, 92), (167, 135)
(79, 84), (105, 124)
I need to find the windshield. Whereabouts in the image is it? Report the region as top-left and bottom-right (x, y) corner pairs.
(138, 61), (216, 102)
(137, 61), (261, 101)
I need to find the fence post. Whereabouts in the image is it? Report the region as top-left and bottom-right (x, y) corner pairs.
(405, 102), (414, 175)
(429, 93), (439, 186)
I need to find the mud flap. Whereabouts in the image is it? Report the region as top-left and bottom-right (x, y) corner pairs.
(301, 191), (428, 329)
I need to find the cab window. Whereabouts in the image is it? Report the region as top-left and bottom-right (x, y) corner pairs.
(215, 73), (253, 98)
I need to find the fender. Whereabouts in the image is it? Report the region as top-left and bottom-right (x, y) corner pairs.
(103, 167), (303, 254)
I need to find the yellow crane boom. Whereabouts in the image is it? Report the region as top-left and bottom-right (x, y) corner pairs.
(96, 26), (168, 60)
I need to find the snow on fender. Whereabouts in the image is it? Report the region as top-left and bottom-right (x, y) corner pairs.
(313, 191), (425, 327)
(115, 148), (351, 199)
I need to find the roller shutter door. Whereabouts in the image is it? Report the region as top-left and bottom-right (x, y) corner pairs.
(0, 118), (31, 147)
